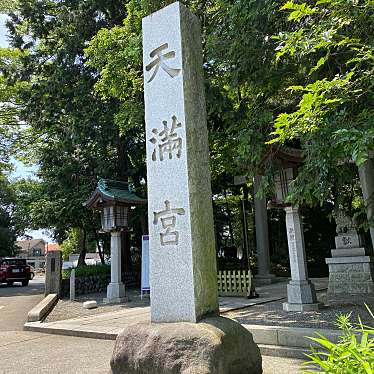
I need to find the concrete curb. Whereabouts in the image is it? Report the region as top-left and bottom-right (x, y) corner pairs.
(27, 293), (58, 322)
(24, 321), (118, 340)
(244, 324), (341, 349)
(258, 344), (308, 359)
(24, 320), (341, 353)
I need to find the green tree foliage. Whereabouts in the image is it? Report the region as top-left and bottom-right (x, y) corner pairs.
(269, 0), (374, 205)
(60, 227), (97, 261)
(0, 0), (18, 12)
(0, 174), (19, 256)
(3, 1), (146, 264)
(3, 0), (373, 267)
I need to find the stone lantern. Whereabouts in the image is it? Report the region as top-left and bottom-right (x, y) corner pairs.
(85, 179), (146, 303)
(269, 147), (320, 312)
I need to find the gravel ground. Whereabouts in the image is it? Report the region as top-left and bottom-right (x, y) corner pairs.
(44, 289), (149, 323)
(226, 291), (374, 329)
(46, 288), (374, 331)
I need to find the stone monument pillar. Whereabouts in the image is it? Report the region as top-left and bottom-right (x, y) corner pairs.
(143, 1), (219, 323)
(109, 3), (262, 373)
(282, 206), (319, 311)
(326, 208), (374, 303)
(253, 175), (275, 284)
(45, 250), (62, 297)
(104, 231), (127, 304)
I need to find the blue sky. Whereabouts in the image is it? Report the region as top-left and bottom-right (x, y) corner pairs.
(0, 14), (9, 47)
(1, 14), (54, 242)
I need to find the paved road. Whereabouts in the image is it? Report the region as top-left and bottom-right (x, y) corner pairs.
(1, 332), (115, 374)
(0, 276), (115, 373)
(0, 276), (45, 331)
(0, 276), (304, 373)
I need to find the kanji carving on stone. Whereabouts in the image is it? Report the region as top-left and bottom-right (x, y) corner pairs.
(149, 115), (182, 161)
(153, 200), (185, 245)
(146, 43), (181, 83)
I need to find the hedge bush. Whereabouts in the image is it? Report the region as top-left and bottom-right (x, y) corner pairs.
(62, 264), (111, 280)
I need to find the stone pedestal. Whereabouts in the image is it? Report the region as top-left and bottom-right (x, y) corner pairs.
(110, 316), (262, 374)
(253, 175), (275, 285)
(45, 250), (62, 297)
(326, 225), (374, 303)
(104, 231), (127, 304)
(326, 256), (374, 303)
(283, 207), (319, 311)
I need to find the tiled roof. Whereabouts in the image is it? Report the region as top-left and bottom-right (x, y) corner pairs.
(46, 243), (60, 251)
(16, 239), (46, 252)
(84, 179), (146, 209)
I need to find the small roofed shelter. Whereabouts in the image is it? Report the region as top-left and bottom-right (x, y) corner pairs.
(85, 179), (146, 304)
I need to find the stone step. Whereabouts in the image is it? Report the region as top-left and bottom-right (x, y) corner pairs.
(258, 344), (307, 360)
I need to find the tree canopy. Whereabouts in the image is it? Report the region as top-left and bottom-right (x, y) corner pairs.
(0, 0), (372, 260)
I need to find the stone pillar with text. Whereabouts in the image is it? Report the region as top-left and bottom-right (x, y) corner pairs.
(283, 206), (319, 312)
(45, 250), (62, 297)
(109, 5), (262, 373)
(142, 2), (219, 323)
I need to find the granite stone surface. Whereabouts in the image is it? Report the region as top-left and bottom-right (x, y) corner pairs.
(142, 2), (218, 322)
(110, 316), (262, 374)
(283, 207), (318, 310)
(45, 251), (62, 297)
(326, 256), (374, 299)
(106, 231), (126, 303)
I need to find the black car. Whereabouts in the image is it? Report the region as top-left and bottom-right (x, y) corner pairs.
(0, 258), (31, 286)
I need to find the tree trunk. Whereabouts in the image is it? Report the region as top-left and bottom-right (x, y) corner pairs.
(121, 230), (132, 281)
(77, 228), (87, 267)
(117, 133), (128, 182)
(116, 133), (132, 279)
(94, 229), (105, 265)
(358, 158), (374, 250)
(140, 209), (148, 235)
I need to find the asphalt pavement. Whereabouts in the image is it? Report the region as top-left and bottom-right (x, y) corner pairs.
(0, 275), (45, 331)
(0, 276), (305, 373)
(0, 276), (115, 374)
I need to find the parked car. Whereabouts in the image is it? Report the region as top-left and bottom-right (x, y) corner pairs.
(0, 258), (31, 286)
(29, 265), (35, 280)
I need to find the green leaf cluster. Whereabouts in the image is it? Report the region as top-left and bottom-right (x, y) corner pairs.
(271, 0), (374, 185)
(305, 307), (374, 373)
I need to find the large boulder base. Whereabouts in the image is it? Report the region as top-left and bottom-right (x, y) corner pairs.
(110, 316), (262, 374)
